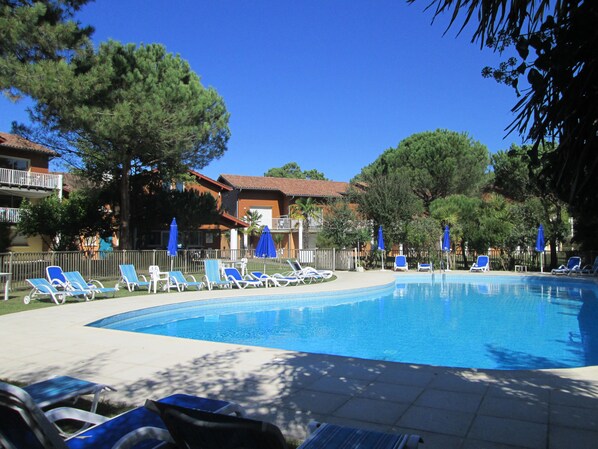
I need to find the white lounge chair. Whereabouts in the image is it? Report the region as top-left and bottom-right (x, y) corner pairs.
(470, 255), (490, 272)
(250, 271), (300, 287)
(286, 259), (330, 283)
(393, 256), (408, 271)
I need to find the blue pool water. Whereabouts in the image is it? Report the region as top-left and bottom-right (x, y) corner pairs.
(89, 275), (598, 370)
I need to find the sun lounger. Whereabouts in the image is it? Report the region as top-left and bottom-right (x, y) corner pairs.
(24, 278), (94, 305)
(250, 271), (300, 287)
(285, 259), (327, 283)
(64, 271), (118, 298)
(145, 400), (422, 449)
(417, 262), (433, 272)
(46, 265), (68, 289)
(551, 256), (581, 275)
(203, 259), (232, 290)
(0, 380), (245, 449)
(169, 271), (204, 291)
(23, 376), (115, 414)
(470, 255), (490, 272)
(119, 264), (151, 292)
(224, 267), (263, 289)
(393, 256), (408, 271)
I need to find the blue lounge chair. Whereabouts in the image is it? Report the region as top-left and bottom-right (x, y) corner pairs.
(224, 267), (263, 289)
(145, 400), (422, 449)
(24, 278), (94, 305)
(551, 256), (581, 275)
(46, 265), (68, 288)
(23, 376), (115, 414)
(417, 262), (433, 272)
(250, 271), (300, 287)
(393, 255), (408, 271)
(169, 271), (204, 291)
(0, 381), (245, 449)
(202, 259), (232, 290)
(64, 271), (118, 298)
(470, 255), (490, 272)
(571, 256), (598, 276)
(119, 264), (151, 292)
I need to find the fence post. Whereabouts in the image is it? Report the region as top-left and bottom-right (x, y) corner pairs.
(332, 248), (336, 271)
(152, 249), (157, 266)
(8, 251), (13, 294)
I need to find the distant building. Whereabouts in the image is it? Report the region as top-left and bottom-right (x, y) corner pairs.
(0, 132), (63, 251)
(218, 174), (352, 254)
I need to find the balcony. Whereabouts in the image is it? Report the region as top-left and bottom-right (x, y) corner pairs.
(0, 207), (21, 223)
(0, 168), (62, 192)
(269, 215), (323, 231)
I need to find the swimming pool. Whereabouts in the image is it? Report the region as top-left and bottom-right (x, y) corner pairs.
(89, 275), (598, 370)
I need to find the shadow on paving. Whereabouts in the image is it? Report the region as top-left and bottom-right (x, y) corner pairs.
(14, 344), (597, 442)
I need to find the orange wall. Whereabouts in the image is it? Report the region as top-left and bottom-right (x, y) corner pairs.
(237, 191), (285, 218)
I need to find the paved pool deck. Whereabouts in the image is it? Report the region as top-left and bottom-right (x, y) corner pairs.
(1, 270), (598, 448)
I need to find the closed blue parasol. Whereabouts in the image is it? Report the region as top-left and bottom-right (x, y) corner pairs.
(442, 225), (450, 252)
(442, 225), (451, 271)
(377, 225), (385, 251)
(535, 224), (545, 272)
(167, 218), (178, 257)
(377, 226), (385, 270)
(255, 226), (277, 258)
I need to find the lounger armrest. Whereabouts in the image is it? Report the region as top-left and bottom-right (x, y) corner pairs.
(45, 406), (110, 426)
(216, 402), (246, 416)
(111, 426), (174, 449)
(89, 278), (106, 288)
(187, 274), (198, 282)
(138, 274), (148, 282)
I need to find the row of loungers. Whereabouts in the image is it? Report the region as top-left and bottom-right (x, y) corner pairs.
(0, 376), (422, 449)
(23, 259), (334, 305)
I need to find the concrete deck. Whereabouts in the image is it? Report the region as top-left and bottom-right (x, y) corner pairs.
(1, 271), (598, 448)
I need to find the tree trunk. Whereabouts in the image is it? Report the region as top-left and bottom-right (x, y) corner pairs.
(549, 239), (558, 269)
(119, 161), (131, 249)
(460, 239), (469, 269)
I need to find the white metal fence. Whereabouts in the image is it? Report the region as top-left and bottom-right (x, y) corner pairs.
(0, 248), (355, 290)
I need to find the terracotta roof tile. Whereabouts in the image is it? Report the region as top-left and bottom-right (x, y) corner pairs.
(0, 132), (57, 156)
(219, 174), (349, 198)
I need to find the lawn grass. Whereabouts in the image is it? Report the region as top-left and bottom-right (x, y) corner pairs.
(0, 270), (336, 316)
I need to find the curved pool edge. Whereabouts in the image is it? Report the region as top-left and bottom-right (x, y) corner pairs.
(1, 271), (598, 445)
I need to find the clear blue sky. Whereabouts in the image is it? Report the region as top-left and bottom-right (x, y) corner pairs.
(0, 0), (524, 182)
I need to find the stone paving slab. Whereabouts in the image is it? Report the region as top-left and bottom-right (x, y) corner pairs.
(1, 270), (598, 448)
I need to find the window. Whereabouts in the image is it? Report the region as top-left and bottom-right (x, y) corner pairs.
(0, 157), (29, 171)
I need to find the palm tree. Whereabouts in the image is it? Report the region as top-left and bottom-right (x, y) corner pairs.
(290, 198), (321, 248)
(241, 210), (263, 249)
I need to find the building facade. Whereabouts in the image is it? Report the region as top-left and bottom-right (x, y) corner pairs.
(218, 174), (351, 255)
(0, 132), (63, 252)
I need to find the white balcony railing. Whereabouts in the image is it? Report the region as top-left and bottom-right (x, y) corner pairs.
(269, 215), (323, 231)
(0, 168), (62, 190)
(0, 207), (21, 223)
